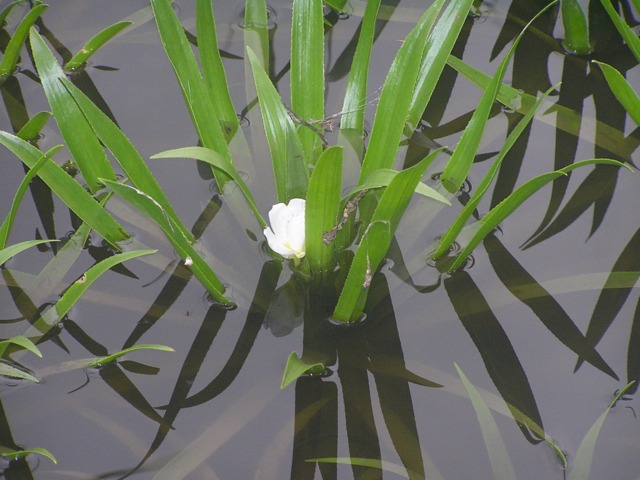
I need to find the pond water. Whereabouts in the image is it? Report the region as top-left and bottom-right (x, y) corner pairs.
(1, 0), (640, 479)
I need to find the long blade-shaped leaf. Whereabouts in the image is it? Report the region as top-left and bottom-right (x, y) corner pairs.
(60, 77), (195, 242)
(455, 363), (517, 480)
(25, 250), (155, 340)
(0, 4), (48, 77)
(434, 83), (559, 259)
(448, 159), (627, 271)
(334, 149), (443, 321)
(101, 179), (232, 306)
(291, 0), (324, 161)
(151, 146), (266, 228)
(0, 147), (56, 249)
(568, 382), (635, 480)
(0, 240), (55, 267)
(306, 146), (343, 272)
(29, 28), (116, 194)
(561, 0), (590, 55)
(151, 0), (233, 188)
(0, 132), (130, 246)
(440, 1), (558, 193)
(196, 0), (239, 133)
(0, 335), (41, 359)
(599, 0), (640, 63)
(340, 0), (381, 133)
(358, 4), (442, 184)
(406, 0), (473, 129)
(593, 60), (640, 126)
(247, 47), (308, 202)
(64, 21), (132, 71)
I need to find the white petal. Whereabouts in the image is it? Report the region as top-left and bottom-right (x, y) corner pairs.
(286, 215), (305, 258)
(263, 227), (296, 258)
(264, 199), (306, 259)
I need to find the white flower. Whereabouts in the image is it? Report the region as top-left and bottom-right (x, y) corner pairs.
(263, 198), (306, 259)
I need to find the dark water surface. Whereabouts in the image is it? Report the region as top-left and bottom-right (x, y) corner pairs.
(1, 0), (640, 478)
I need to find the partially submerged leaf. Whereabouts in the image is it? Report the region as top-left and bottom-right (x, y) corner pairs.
(0, 240), (56, 267)
(0, 447), (57, 465)
(448, 159), (628, 271)
(64, 21), (133, 71)
(0, 362), (39, 383)
(281, 352), (325, 389)
(0, 335), (42, 359)
(89, 344), (174, 367)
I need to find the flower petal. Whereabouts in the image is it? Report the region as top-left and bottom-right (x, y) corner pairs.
(263, 226), (296, 258)
(264, 199), (306, 259)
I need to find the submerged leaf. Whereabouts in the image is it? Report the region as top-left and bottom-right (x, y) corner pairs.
(568, 382), (635, 480)
(456, 363), (517, 480)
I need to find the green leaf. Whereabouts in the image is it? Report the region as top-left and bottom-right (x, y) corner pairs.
(0, 2), (21, 27)
(0, 335), (41, 359)
(323, 0), (348, 12)
(593, 60), (640, 127)
(196, 0), (239, 133)
(440, 1), (558, 193)
(0, 148), (55, 249)
(101, 179), (232, 306)
(151, 0), (234, 189)
(291, 0), (324, 161)
(0, 447), (57, 465)
(64, 21), (132, 71)
(243, 0), (270, 69)
(434, 83), (559, 259)
(0, 362), (39, 383)
(246, 47), (308, 202)
(355, 168), (450, 205)
(305, 146), (343, 273)
(448, 159), (628, 271)
(281, 351), (325, 389)
(151, 146), (266, 228)
(0, 240), (56, 267)
(0, 4), (48, 78)
(16, 111), (51, 142)
(30, 27), (117, 194)
(88, 344), (174, 367)
(561, 0), (591, 55)
(447, 54), (632, 159)
(600, 0), (640, 64)
(456, 363), (517, 480)
(358, 4), (442, 184)
(26, 249), (156, 341)
(340, 0), (381, 133)
(568, 381), (635, 480)
(334, 149), (443, 321)
(0, 132), (130, 247)
(60, 77), (195, 242)
(406, 0), (473, 129)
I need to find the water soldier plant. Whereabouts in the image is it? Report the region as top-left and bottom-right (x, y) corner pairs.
(0, 0), (631, 380)
(0, 0), (638, 476)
